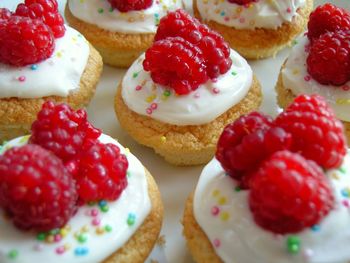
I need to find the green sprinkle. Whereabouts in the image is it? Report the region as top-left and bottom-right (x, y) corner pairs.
(98, 8), (104, 14)
(37, 233), (46, 241)
(127, 171), (131, 178)
(105, 225), (112, 232)
(163, 90), (171, 97)
(78, 234), (87, 243)
(287, 236), (300, 254)
(8, 250), (18, 259)
(127, 213), (136, 226)
(292, 39), (298, 46)
(231, 71), (237, 76)
(132, 72), (139, 78)
(234, 186), (241, 192)
(109, 7), (114, 12)
(49, 228), (60, 235)
(339, 167), (346, 174)
(100, 205), (109, 213)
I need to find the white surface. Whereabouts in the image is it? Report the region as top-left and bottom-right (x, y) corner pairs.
(0, 0), (349, 263)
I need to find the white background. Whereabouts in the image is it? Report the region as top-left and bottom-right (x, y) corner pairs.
(1, 0), (349, 262)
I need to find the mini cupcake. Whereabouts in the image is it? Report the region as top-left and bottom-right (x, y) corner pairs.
(276, 3), (350, 141)
(0, 101), (163, 263)
(65, 0), (182, 67)
(115, 10), (262, 166)
(193, 0), (313, 59)
(183, 94), (349, 263)
(0, 1), (103, 142)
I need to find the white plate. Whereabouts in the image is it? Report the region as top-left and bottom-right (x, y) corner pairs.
(1, 1), (349, 262)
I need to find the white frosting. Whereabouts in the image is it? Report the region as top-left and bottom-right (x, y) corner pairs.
(282, 35), (350, 122)
(0, 26), (89, 99)
(0, 134), (151, 263)
(121, 50), (252, 125)
(197, 0), (305, 30)
(194, 155), (350, 263)
(68, 0), (182, 34)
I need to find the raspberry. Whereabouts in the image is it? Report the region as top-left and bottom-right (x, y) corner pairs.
(15, 0), (65, 38)
(227, 0), (255, 5)
(275, 94), (346, 169)
(75, 142), (128, 202)
(0, 8), (12, 20)
(0, 16), (54, 66)
(307, 3), (350, 41)
(143, 37), (208, 95)
(30, 101), (101, 163)
(155, 10), (232, 79)
(0, 144), (77, 231)
(108, 0), (153, 12)
(306, 30), (350, 86)
(216, 112), (275, 182)
(249, 151), (334, 234)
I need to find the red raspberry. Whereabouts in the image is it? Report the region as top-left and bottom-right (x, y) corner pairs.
(30, 101), (101, 163)
(275, 94), (346, 169)
(216, 112), (276, 182)
(306, 30), (350, 86)
(0, 16), (54, 66)
(108, 0), (153, 12)
(155, 9), (232, 79)
(227, 0), (255, 5)
(143, 37), (209, 95)
(75, 142), (128, 202)
(0, 8), (12, 20)
(307, 3), (350, 41)
(249, 151), (334, 234)
(0, 144), (77, 232)
(15, 0), (65, 38)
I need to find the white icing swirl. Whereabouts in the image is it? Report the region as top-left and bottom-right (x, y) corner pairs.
(197, 0), (305, 30)
(0, 26), (89, 99)
(282, 35), (350, 122)
(68, 0), (182, 34)
(121, 50), (252, 125)
(0, 134), (151, 263)
(194, 155), (350, 263)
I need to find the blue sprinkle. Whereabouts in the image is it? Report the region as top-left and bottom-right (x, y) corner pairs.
(99, 200), (107, 207)
(154, 13), (159, 18)
(311, 225), (320, 232)
(220, 11), (225, 16)
(341, 188), (350, 198)
(74, 247), (89, 256)
(30, 64), (38, 70)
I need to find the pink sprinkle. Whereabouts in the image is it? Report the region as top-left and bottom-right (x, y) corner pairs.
(211, 206), (220, 216)
(342, 200), (349, 207)
(304, 75), (311, 81)
(91, 208), (99, 217)
(146, 108), (152, 115)
(18, 76), (26, 82)
(135, 85), (142, 91)
(194, 93), (200, 99)
(92, 218), (101, 226)
(212, 78), (218, 83)
(342, 85), (350, 91)
(286, 7), (291, 13)
(151, 103), (158, 110)
(213, 88), (220, 94)
(54, 234), (62, 242)
(239, 17), (245, 23)
(224, 17), (229, 22)
(213, 239), (221, 248)
(56, 246), (65, 255)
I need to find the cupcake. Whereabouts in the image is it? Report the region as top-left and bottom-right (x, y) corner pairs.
(65, 0), (183, 67)
(0, 1), (103, 142)
(0, 101), (163, 263)
(183, 94), (349, 263)
(193, 0), (313, 59)
(115, 10), (262, 166)
(276, 3), (350, 142)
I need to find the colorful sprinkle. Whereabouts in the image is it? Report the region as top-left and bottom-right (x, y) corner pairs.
(7, 250), (18, 259)
(96, 227), (105, 235)
(90, 208), (99, 217)
(146, 108), (153, 115)
(133, 72), (139, 78)
(98, 8), (104, 14)
(339, 167), (346, 174)
(287, 236), (300, 254)
(218, 196), (227, 205)
(160, 136), (166, 143)
(100, 205), (109, 213)
(163, 90), (171, 97)
(55, 246), (65, 255)
(37, 233), (46, 241)
(212, 88), (220, 94)
(92, 218), (101, 226)
(311, 225), (320, 232)
(304, 75), (311, 81)
(220, 211), (230, 221)
(127, 213), (136, 226)
(30, 64), (38, 70)
(18, 76), (26, 82)
(341, 188), (350, 198)
(74, 247), (89, 256)
(213, 239), (221, 248)
(105, 225), (113, 232)
(342, 199), (350, 207)
(234, 186), (241, 192)
(77, 234), (87, 243)
(211, 206), (220, 216)
(212, 189), (220, 197)
(342, 85), (350, 91)
(150, 103), (158, 110)
(231, 71), (237, 76)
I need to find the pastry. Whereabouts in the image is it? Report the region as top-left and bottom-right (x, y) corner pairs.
(0, 101), (163, 263)
(65, 0), (182, 67)
(183, 94), (349, 263)
(0, 1), (103, 142)
(193, 0), (313, 59)
(276, 3), (350, 142)
(115, 10), (262, 166)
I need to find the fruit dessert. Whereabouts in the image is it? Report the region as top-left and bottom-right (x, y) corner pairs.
(0, 0), (103, 142)
(0, 101), (163, 263)
(183, 94), (349, 263)
(65, 0), (183, 67)
(193, 0), (313, 59)
(276, 3), (350, 142)
(115, 9), (262, 166)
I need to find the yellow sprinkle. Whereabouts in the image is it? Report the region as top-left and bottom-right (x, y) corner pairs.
(45, 235), (54, 243)
(96, 228), (105, 235)
(128, 17), (135, 23)
(218, 197), (227, 205)
(336, 99), (350, 105)
(65, 225), (72, 231)
(215, 9), (220, 14)
(160, 136), (166, 143)
(125, 148), (130, 154)
(19, 135), (30, 143)
(74, 232), (80, 238)
(56, 51), (62, 58)
(292, 69), (299, 75)
(202, 0), (208, 3)
(64, 244), (71, 250)
(220, 211), (230, 221)
(81, 225), (89, 233)
(236, 7), (242, 13)
(146, 94), (157, 103)
(60, 229), (68, 237)
(212, 189), (220, 197)
(330, 172), (340, 180)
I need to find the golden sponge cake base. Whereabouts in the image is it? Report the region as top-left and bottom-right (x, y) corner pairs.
(193, 0), (313, 60)
(0, 45), (102, 142)
(115, 76), (262, 166)
(65, 5), (154, 68)
(104, 170), (163, 263)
